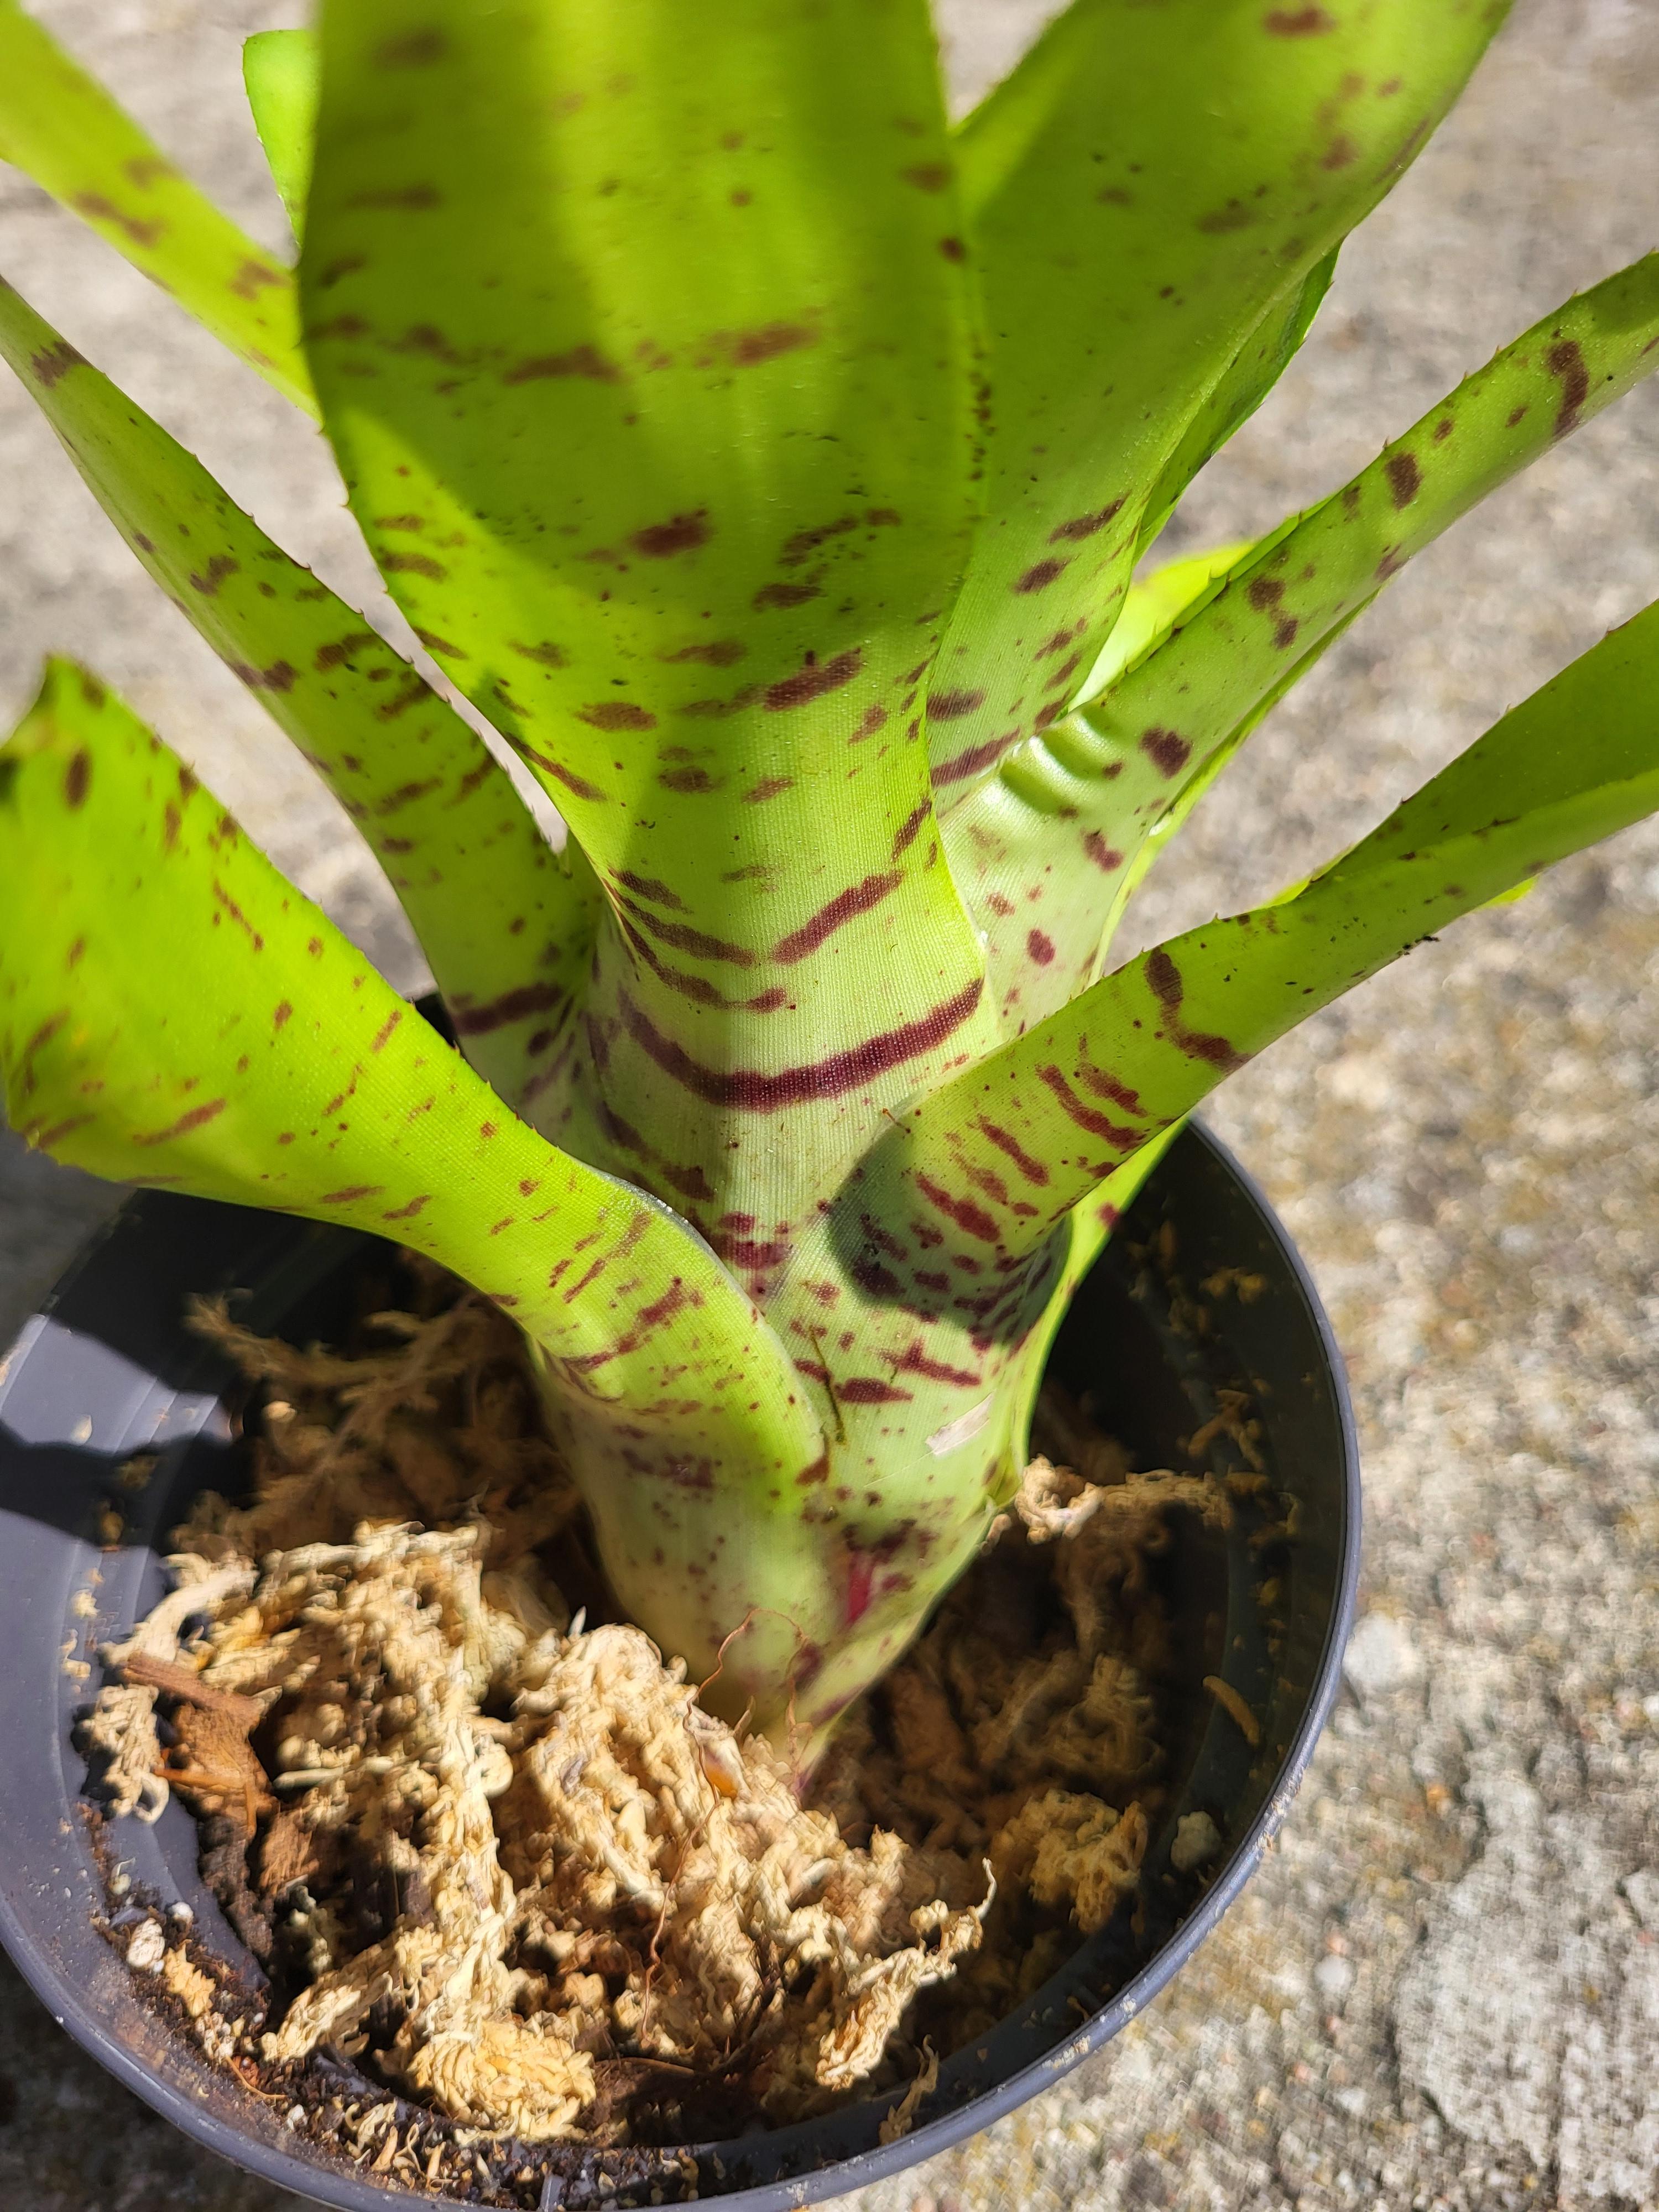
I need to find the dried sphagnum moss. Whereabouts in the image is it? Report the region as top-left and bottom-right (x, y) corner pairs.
(85, 1265), (1222, 2146)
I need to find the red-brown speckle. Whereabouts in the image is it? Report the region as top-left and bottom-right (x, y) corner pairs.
(1384, 452), (1422, 509)
(632, 511), (710, 558)
(1014, 560), (1067, 593)
(1140, 728), (1191, 777)
(927, 688), (986, 721)
(764, 650), (862, 710)
(578, 701), (657, 731)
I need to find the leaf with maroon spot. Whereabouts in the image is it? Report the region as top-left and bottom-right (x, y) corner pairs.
(0, 0), (312, 413)
(0, 661), (826, 1725)
(924, 0), (1505, 794)
(901, 599), (1659, 1258)
(0, 276), (597, 1121)
(947, 254), (1659, 1027)
(301, 0), (996, 1238)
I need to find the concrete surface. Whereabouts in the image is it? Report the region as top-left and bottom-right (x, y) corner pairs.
(2, 2), (1658, 2206)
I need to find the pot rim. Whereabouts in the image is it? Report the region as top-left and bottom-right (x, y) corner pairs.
(0, 1117), (1359, 2212)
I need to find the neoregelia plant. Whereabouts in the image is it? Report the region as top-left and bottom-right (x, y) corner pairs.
(4, 0), (1659, 1761)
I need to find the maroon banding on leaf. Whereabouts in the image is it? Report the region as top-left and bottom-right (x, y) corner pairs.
(838, 1378), (913, 1405)
(932, 730), (1020, 786)
(1014, 559), (1067, 593)
(712, 1233), (791, 1273)
(504, 345), (620, 384)
(1037, 1065), (1139, 1149)
(132, 1098), (227, 1146)
(860, 1214), (908, 1264)
(1144, 947), (1246, 1069)
(763, 649), (863, 711)
(1384, 452), (1422, 509)
(1139, 727), (1191, 777)
(892, 1340), (982, 1387)
(632, 512), (710, 558)
(1027, 930), (1056, 966)
(914, 1173), (1000, 1244)
(773, 873), (901, 963)
(617, 896), (755, 968)
(726, 322), (817, 366)
(1264, 4), (1335, 29)
(660, 1160), (716, 1202)
(578, 701), (656, 732)
(622, 921), (727, 1005)
(227, 659), (298, 693)
(450, 981), (564, 1035)
(1547, 337), (1590, 439)
(1077, 1062), (1145, 1113)
(892, 803), (931, 858)
(1049, 499), (1123, 544)
(503, 736), (604, 803)
(927, 688), (986, 722)
(977, 1117), (1050, 1184)
(617, 977), (984, 1109)
(613, 870), (685, 911)
(851, 1252), (904, 1297)
(30, 340), (86, 388)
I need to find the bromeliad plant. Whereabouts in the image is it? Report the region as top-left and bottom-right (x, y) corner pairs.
(4, 0), (1659, 1762)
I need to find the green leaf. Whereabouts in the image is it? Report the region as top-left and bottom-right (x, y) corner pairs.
(1077, 541), (1256, 710)
(0, 0), (314, 414)
(0, 275), (596, 1121)
(243, 29), (318, 244)
(948, 251), (1659, 1028)
(301, 0), (998, 1248)
(1134, 248), (1338, 563)
(924, 0), (1506, 794)
(0, 664), (828, 1710)
(896, 597), (1659, 1264)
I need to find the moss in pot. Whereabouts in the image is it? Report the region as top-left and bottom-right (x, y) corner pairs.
(1, 0), (1658, 2192)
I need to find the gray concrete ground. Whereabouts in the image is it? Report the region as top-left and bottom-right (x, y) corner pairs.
(2, 1), (1658, 2205)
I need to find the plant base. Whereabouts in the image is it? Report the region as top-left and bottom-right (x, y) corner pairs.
(83, 1265), (1223, 2161)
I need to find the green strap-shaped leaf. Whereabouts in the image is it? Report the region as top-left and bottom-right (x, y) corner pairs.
(0, 276), (597, 1119)
(0, 660), (821, 1484)
(0, 0), (314, 414)
(884, 597), (1659, 1269)
(925, 0), (1506, 796)
(949, 253), (1659, 1027)
(301, 0), (999, 1250)
(1131, 250), (1338, 565)
(243, 29), (318, 244)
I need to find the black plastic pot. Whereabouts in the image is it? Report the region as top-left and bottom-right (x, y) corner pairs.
(0, 1119), (1357, 2210)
